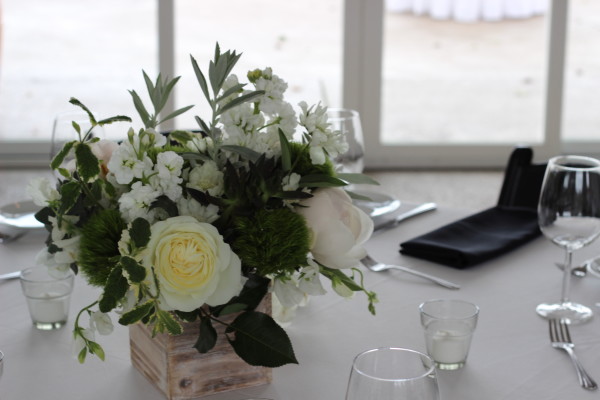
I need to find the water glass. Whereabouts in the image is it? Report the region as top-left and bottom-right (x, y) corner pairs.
(20, 266), (75, 330)
(345, 347), (439, 399)
(420, 299), (479, 370)
(327, 108), (365, 174)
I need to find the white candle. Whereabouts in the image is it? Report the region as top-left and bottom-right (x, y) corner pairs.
(425, 320), (473, 364)
(25, 284), (71, 324)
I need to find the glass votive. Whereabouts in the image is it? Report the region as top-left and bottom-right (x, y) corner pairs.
(419, 299), (479, 370)
(20, 266), (75, 330)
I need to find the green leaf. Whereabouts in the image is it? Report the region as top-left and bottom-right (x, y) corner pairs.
(99, 266), (129, 313)
(174, 310), (199, 323)
(216, 90), (265, 116)
(150, 195), (179, 218)
(75, 142), (100, 182)
(118, 301), (154, 325)
(278, 129), (291, 172)
(273, 190), (313, 200)
(194, 316), (217, 353)
(194, 116), (211, 135)
(72, 121), (81, 134)
(157, 76), (180, 114)
(227, 311), (298, 367)
(156, 309), (183, 335)
(120, 256), (146, 283)
(220, 145), (261, 163)
(319, 265), (363, 292)
(69, 97), (97, 125)
(218, 303), (247, 316)
(181, 152), (211, 162)
(191, 55), (211, 103)
(168, 130), (193, 143)
(159, 105), (194, 126)
(211, 275), (269, 317)
(97, 115), (132, 126)
(58, 181), (81, 214)
(215, 83), (246, 103)
(129, 90), (151, 128)
(130, 218), (151, 248)
(77, 347), (88, 364)
(88, 341), (105, 361)
(50, 140), (75, 170)
(34, 206), (54, 226)
(298, 174), (347, 188)
(336, 173), (379, 185)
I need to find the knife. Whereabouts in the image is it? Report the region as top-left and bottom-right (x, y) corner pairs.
(0, 271), (21, 281)
(374, 202), (437, 232)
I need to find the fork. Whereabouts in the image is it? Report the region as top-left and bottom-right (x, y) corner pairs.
(361, 254), (460, 290)
(549, 319), (598, 390)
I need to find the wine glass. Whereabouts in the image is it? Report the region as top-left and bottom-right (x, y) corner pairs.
(345, 347), (439, 400)
(536, 155), (600, 324)
(327, 108), (365, 174)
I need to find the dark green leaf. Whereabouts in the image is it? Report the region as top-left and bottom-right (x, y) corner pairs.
(220, 145), (261, 163)
(58, 181), (81, 214)
(217, 303), (247, 316)
(216, 90), (265, 116)
(298, 174), (346, 188)
(150, 195), (179, 218)
(75, 142), (100, 182)
(278, 129), (291, 172)
(228, 311), (298, 367)
(174, 310), (199, 323)
(69, 97), (96, 124)
(120, 256), (146, 283)
(156, 309), (183, 335)
(130, 218), (151, 248)
(99, 266), (129, 312)
(34, 206), (54, 226)
(273, 190), (313, 200)
(194, 316), (217, 353)
(212, 275), (269, 317)
(97, 115), (132, 126)
(336, 173), (379, 186)
(50, 140), (76, 170)
(118, 301), (154, 325)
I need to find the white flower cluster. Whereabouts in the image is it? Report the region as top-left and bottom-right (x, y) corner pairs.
(298, 101), (349, 165)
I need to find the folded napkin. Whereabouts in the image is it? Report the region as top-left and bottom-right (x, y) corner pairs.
(399, 206), (541, 268)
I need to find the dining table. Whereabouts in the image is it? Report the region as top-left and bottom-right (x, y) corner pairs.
(2, 201), (600, 400)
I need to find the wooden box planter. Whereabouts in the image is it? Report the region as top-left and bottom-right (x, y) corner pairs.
(129, 298), (272, 400)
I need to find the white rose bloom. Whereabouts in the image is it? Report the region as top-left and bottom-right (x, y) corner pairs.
(187, 161), (225, 197)
(90, 311), (114, 336)
(118, 181), (161, 223)
(295, 187), (373, 269)
(27, 177), (60, 207)
(143, 216), (243, 312)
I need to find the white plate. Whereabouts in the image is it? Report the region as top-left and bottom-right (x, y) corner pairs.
(352, 190), (401, 222)
(0, 200), (45, 235)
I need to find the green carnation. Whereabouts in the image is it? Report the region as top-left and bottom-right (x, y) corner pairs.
(232, 208), (310, 276)
(78, 209), (127, 287)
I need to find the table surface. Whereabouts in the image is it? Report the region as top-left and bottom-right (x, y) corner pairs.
(2, 202), (600, 400)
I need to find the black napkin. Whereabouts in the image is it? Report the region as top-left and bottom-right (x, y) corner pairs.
(399, 206), (541, 268)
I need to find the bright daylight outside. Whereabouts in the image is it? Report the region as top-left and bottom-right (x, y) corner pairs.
(0, 0), (599, 149)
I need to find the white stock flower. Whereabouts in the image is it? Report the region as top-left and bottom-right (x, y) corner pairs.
(150, 151), (184, 202)
(118, 181), (161, 223)
(187, 161), (225, 197)
(253, 68), (288, 115)
(266, 102), (298, 139)
(143, 216), (243, 312)
(27, 177), (60, 207)
(298, 102), (348, 165)
(177, 196), (220, 223)
(295, 187), (373, 269)
(273, 278), (305, 309)
(298, 260), (326, 296)
(90, 311), (114, 336)
(282, 173), (301, 192)
(107, 139), (154, 185)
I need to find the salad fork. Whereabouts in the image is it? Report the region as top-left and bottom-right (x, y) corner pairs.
(361, 254), (460, 290)
(549, 319), (598, 390)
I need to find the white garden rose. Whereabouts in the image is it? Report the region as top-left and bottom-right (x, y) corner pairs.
(295, 187), (373, 269)
(143, 216), (243, 312)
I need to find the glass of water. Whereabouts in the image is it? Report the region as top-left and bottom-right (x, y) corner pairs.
(20, 266), (75, 330)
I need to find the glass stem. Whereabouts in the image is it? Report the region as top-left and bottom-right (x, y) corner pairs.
(561, 249), (573, 304)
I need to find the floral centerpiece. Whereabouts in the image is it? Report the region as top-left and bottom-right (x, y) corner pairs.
(29, 44), (378, 369)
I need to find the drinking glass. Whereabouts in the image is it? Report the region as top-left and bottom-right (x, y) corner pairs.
(327, 108), (364, 174)
(345, 347), (439, 400)
(536, 155), (600, 324)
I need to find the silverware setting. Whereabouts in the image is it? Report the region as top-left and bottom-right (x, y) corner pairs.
(361, 254), (460, 290)
(549, 319), (597, 390)
(374, 202), (437, 232)
(0, 271), (21, 281)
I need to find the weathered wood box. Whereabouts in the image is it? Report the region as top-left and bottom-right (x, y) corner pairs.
(129, 299), (272, 400)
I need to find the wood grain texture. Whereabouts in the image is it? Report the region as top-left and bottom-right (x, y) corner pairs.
(130, 296), (272, 400)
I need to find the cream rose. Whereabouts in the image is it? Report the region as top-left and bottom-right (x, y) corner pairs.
(295, 187), (373, 269)
(143, 216), (243, 312)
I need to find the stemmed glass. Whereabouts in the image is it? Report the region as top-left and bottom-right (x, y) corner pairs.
(536, 155), (600, 324)
(345, 347), (439, 400)
(327, 108), (365, 174)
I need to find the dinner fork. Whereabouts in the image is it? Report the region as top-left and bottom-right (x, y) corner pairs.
(361, 254), (460, 290)
(549, 319), (598, 390)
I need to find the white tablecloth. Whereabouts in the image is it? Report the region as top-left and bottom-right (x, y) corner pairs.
(2, 203), (600, 399)
(386, 0), (548, 22)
